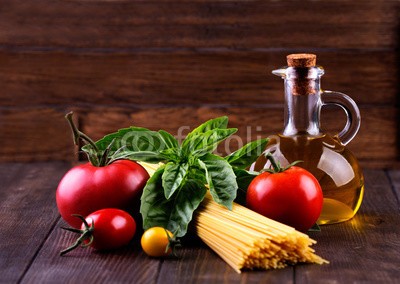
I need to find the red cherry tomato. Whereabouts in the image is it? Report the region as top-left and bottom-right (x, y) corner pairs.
(56, 160), (149, 228)
(246, 166), (323, 232)
(60, 208), (136, 255)
(82, 208), (136, 250)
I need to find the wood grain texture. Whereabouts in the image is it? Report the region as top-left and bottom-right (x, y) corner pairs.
(0, 106), (397, 167)
(157, 245), (293, 284)
(387, 170), (400, 203)
(296, 169), (400, 283)
(0, 50), (396, 107)
(0, 162), (70, 283)
(0, 0), (398, 166)
(0, 1), (398, 49)
(79, 106), (398, 165)
(3, 164), (399, 283)
(21, 219), (161, 284)
(0, 108), (75, 162)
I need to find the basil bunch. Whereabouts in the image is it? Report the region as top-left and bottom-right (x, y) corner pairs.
(84, 117), (267, 238)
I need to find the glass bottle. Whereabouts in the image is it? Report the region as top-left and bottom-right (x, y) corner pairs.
(250, 54), (364, 225)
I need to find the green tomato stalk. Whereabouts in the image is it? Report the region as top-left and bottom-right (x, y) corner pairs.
(60, 215), (95, 256)
(65, 112), (117, 167)
(263, 153), (302, 173)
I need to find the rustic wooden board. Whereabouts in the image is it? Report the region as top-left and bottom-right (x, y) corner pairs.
(157, 245), (293, 284)
(0, 50), (396, 107)
(1, 1), (398, 49)
(387, 170), (400, 201)
(0, 108), (75, 162)
(79, 106), (398, 165)
(296, 169), (400, 283)
(0, 0), (398, 166)
(0, 162), (70, 283)
(21, 219), (161, 283)
(21, 216), (291, 283)
(3, 165), (399, 283)
(1, 106), (396, 167)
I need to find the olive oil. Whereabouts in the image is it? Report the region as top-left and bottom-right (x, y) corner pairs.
(254, 54), (364, 224)
(250, 134), (364, 224)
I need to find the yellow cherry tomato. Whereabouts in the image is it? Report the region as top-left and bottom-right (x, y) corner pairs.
(141, 227), (173, 257)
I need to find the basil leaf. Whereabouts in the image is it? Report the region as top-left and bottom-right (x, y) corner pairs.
(189, 167), (207, 185)
(140, 166), (206, 237)
(199, 154), (237, 210)
(140, 166), (167, 229)
(197, 159), (213, 190)
(158, 130), (178, 149)
(84, 127), (177, 163)
(225, 138), (268, 169)
(233, 168), (258, 205)
(123, 130), (166, 153)
(168, 179), (206, 237)
(182, 128), (237, 158)
(234, 168), (258, 190)
(160, 147), (180, 162)
(83, 127), (151, 152)
(184, 116), (229, 143)
(112, 150), (166, 163)
(162, 162), (188, 199)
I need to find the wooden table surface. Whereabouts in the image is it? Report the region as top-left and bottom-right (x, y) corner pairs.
(1, 162), (399, 283)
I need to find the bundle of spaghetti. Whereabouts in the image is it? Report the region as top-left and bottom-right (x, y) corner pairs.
(138, 162), (161, 176)
(194, 193), (328, 273)
(139, 162), (327, 273)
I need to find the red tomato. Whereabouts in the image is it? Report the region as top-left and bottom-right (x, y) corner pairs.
(82, 208), (136, 250)
(246, 167), (323, 232)
(56, 160), (149, 228)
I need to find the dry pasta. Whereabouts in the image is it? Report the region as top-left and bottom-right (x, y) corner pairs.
(140, 162), (328, 273)
(138, 161), (161, 176)
(194, 194), (327, 273)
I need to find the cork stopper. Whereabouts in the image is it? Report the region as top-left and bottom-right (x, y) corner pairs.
(286, 54), (317, 95)
(287, 54), (316, 68)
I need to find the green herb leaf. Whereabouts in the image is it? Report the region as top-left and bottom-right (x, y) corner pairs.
(232, 168), (259, 205)
(84, 127), (178, 164)
(140, 166), (167, 229)
(168, 179), (207, 237)
(182, 128), (237, 158)
(159, 147), (180, 162)
(158, 130), (179, 149)
(140, 166), (206, 237)
(93, 116), (265, 240)
(234, 168), (258, 191)
(82, 127), (150, 153)
(112, 150), (166, 163)
(184, 116), (229, 142)
(162, 162), (188, 199)
(199, 153), (238, 210)
(225, 138), (268, 169)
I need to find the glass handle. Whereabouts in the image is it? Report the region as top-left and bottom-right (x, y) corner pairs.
(321, 90), (361, 145)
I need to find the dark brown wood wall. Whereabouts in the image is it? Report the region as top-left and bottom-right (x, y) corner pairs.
(0, 0), (399, 167)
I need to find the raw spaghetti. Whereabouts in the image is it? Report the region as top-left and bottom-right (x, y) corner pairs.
(140, 162), (328, 273)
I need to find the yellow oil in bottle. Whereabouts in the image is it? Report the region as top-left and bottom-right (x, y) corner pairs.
(251, 133), (364, 225)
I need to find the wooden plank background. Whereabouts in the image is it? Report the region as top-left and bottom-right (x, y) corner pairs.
(0, 0), (399, 167)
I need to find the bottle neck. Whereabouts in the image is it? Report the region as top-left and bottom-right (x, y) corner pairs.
(282, 70), (322, 136)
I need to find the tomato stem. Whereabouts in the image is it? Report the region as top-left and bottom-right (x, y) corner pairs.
(65, 112), (99, 152)
(266, 153), (282, 172)
(60, 215), (95, 256)
(165, 229), (181, 257)
(99, 138), (116, 167)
